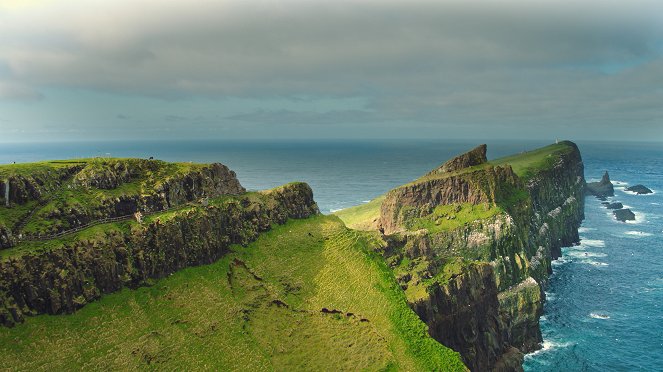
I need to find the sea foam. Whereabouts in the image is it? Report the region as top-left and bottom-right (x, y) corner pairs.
(580, 239), (606, 248)
(625, 231), (653, 237)
(590, 312), (610, 320)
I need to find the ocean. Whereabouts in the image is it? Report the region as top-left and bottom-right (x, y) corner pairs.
(1, 139), (661, 370)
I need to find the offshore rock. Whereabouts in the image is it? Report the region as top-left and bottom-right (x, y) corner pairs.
(586, 171), (614, 198)
(625, 185), (653, 195)
(613, 208), (636, 222)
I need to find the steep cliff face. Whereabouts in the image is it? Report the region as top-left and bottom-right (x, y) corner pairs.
(0, 180), (318, 327)
(376, 141), (585, 371)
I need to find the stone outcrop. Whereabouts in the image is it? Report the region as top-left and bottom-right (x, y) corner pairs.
(586, 171), (614, 198)
(378, 141), (585, 371)
(613, 208), (635, 222)
(625, 185), (652, 195)
(0, 182), (318, 327)
(426, 144), (488, 176)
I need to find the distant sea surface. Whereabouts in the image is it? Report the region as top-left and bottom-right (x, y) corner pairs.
(1, 139), (661, 370)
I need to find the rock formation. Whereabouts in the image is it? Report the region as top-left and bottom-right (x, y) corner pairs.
(613, 208), (636, 222)
(586, 171), (614, 198)
(625, 185), (653, 194)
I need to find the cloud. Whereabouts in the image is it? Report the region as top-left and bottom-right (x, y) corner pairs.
(0, 0), (662, 139)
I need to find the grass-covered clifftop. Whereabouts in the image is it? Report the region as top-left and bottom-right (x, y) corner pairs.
(334, 140), (585, 371)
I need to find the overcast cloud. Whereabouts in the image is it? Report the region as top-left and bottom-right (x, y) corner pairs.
(0, 0), (662, 141)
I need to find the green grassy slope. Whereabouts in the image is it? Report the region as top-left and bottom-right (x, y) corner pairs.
(0, 215), (465, 371)
(333, 195), (385, 231)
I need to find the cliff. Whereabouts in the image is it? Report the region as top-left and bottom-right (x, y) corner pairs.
(0, 159), (318, 327)
(0, 159), (244, 248)
(344, 141), (585, 371)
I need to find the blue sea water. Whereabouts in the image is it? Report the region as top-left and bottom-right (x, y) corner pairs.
(1, 139), (661, 370)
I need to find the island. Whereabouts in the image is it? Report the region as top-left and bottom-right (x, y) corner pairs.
(0, 141), (585, 371)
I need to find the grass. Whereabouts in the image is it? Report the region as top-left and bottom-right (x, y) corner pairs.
(333, 195), (385, 231)
(403, 203), (502, 234)
(0, 215), (466, 371)
(490, 141), (575, 180)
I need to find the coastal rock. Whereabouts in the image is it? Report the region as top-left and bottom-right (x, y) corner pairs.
(613, 208), (635, 222)
(605, 202), (623, 210)
(586, 171), (614, 198)
(625, 185), (653, 195)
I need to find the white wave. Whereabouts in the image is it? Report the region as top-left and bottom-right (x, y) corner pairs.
(624, 231), (653, 237)
(552, 257), (569, 266)
(590, 312), (610, 319)
(651, 202), (661, 206)
(578, 227), (595, 233)
(567, 251), (607, 258)
(583, 260), (609, 267)
(612, 180), (629, 186)
(580, 239), (606, 248)
(526, 340), (574, 357)
(545, 291), (556, 301)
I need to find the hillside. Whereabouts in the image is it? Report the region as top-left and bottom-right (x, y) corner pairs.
(335, 141), (585, 370)
(0, 158), (465, 371)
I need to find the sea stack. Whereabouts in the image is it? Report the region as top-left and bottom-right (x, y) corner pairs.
(586, 171), (614, 198)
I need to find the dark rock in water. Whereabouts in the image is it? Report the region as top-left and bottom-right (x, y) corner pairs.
(613, 209), (635, 222)
(625, 185), (653, 195)
(597, 196), (607, 201)
(606, 202), (623, 210)
(601, 202), (610, 206)
(586, 171), (614, 198)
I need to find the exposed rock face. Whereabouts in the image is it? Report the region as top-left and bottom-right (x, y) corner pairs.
(0, 182), (318, 327)
(606, 202), (623, 210)
(413, 263), (505, 371)
(586, 171), (614, 198)
(613, 208), (635, 222)
(380, 165), (521, 235)
(426, 144), (488, 176)
(625, 185), (653, 195)
(379, 142), (585, 371)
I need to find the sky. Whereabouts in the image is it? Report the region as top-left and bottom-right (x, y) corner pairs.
(0, 0), (662, 142)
